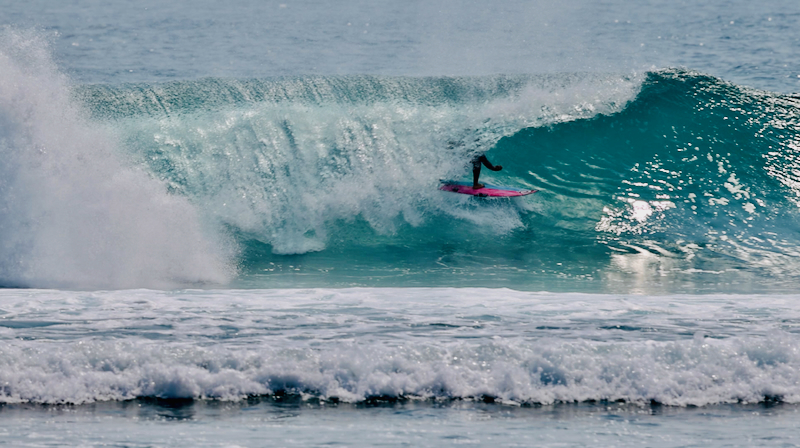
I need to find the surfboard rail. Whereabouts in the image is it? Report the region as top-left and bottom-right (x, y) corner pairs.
(439, 181), (537, 198)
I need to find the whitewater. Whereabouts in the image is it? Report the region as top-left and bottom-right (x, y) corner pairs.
(2, 0), (800, 446)
(4, 287), (800, 406)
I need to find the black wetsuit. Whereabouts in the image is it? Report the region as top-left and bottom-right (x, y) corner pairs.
(471, 154), (500, 181)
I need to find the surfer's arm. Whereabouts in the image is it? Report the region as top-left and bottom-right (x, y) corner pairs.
(478, 155), (502, 171)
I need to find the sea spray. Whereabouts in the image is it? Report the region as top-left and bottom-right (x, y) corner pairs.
(0, 29), (234, 289)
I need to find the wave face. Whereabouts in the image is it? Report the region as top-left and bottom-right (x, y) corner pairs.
(0, 30), (234, 289)
(75, 69), (800, 291)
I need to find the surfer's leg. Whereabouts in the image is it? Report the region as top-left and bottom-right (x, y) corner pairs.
(473, 163), (483, 189)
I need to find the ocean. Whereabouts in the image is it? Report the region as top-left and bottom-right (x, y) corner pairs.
(2, 0), (800, 446)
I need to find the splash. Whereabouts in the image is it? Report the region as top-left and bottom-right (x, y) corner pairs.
(0, 29), (234, 289)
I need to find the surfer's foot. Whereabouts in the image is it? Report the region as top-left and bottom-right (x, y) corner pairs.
(473, 183), (484, 189)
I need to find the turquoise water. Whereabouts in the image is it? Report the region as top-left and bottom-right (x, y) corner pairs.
(2, 1), (800, 446)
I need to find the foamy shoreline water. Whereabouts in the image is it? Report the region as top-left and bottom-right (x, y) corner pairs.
(2, 288), (798, 407)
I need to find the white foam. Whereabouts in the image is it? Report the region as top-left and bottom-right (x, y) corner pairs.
(0, 30), (234, 289)
(1, 325), (796, 406)
(1, 288), (799, 406)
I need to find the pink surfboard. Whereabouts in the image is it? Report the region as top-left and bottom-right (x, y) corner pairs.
(439, 181), (537, 198)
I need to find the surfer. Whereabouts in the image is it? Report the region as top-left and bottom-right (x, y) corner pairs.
(471, 154), (502, 189)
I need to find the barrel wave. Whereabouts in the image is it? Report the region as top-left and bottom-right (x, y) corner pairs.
(73, 69), (800, 291)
